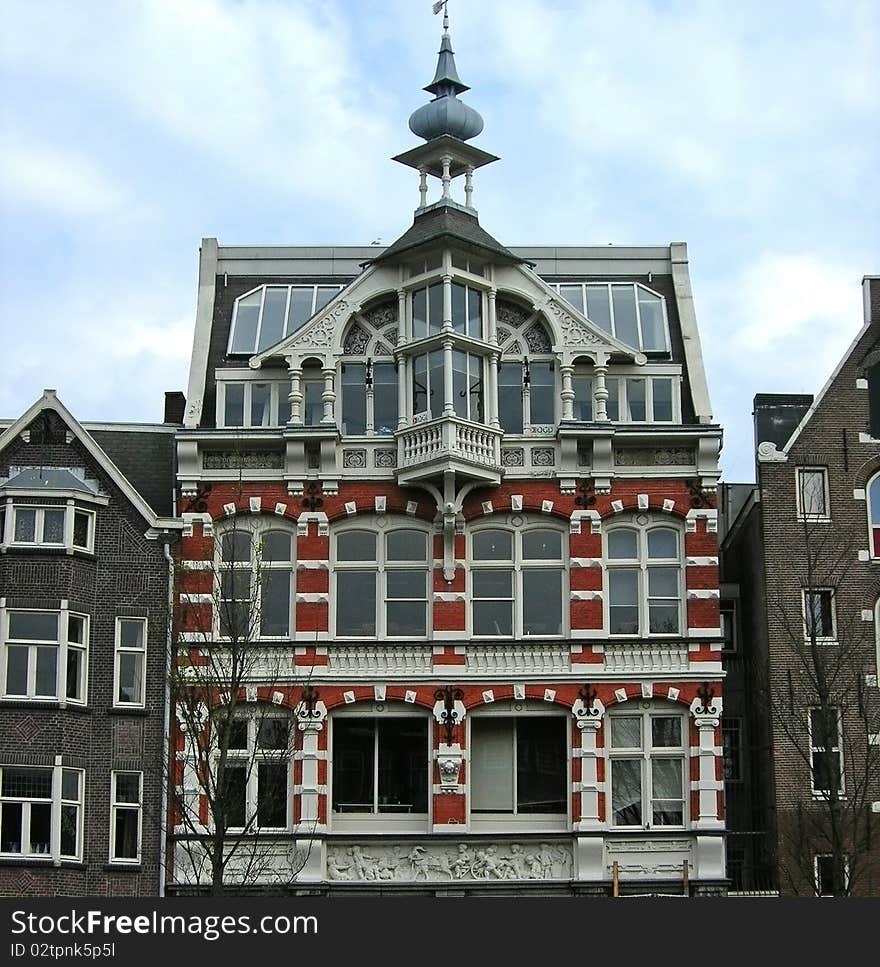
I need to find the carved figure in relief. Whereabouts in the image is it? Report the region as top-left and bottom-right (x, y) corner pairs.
(326, 855), (349, 880)
(498, 843), (529, 879)
(530, 843), (555, 879)
(347, 845), (375, 880)
(408, 845), (452, 880)
(376, 847), (402, 880)
(452, 843), (474, 879)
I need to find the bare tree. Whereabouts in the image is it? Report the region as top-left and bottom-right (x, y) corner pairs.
(167, 508), (313, 895)
(762, 480), (880, 895)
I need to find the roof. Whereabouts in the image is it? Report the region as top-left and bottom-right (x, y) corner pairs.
(1, 467), (99, 495)
(90, 427), (177, 518)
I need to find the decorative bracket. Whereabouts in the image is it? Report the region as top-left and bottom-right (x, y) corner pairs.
(296, 684), (327, 733)
(572, 684), (606, 730)
(433, 684), (465, 744)
(435, 743), (464, 793)
(689, 682), (722, 729)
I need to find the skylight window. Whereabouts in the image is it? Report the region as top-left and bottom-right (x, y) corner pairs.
(228, 285), (343, 355)
(552, 282), (669, 353)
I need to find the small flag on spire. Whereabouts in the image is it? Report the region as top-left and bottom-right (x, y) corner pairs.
(432, 1), (445, 13)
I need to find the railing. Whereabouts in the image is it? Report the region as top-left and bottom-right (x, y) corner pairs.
(466, 644), (570, 675)
(397, 417), (502, 471)
(603, 641), (690, 673)
(327, 644), (434, 674)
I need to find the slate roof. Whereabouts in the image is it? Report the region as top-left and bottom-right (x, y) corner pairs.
(90, 428), (177, 518)
(1, 467), (99, 494)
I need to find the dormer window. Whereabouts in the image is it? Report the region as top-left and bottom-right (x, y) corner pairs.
(228, 284), (343, 355)
(553, 282), (669, 353)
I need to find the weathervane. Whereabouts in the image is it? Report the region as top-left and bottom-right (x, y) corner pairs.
(432, 0), (449, 31)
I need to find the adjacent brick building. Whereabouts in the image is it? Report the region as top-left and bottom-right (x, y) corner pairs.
(0, 391), (180, 895)
(167, 18), (727, 895)
(722, 276), (880, 895)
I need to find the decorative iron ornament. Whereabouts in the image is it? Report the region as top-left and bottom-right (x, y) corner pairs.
(685, 479), (713, 509)
(301, 481), (324, 512)
(578, 683), (598, 711)
(434, 684), (464, 745)
(301, 684), (320, 716)
(574, 479), (596, 508)
(181, 482), (212, 514)
(695, 682), (715, 713)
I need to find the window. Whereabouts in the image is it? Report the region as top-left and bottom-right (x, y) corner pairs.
(868, 473), (880, 557)
(341, 362), (399, 436)
(803, 589), (836, 640)
(608, 708), (687, 827)
(334, 528), (429, 638)
(218, 380), (290, 428)
(868, 363), (880, 438)
(110, 772), (142, 863)
(412, 351), (484, 424)
(218, 524), (295, 639)
(217, 710), (291, 830)
(606, 523), (681, 636)
(722, 718), (743, 781)
(471, 527), (566, 637)
(412, 350), (445, 420)
(497, 361), (556, 431)
(332, 716), (429, 818)
(554, 282), (669, 353)
(815, 854), (849, 896)
(0, 766), (83, 859)
(2, 609), (89, 703)
(114, 618), (146, 707)
(412, 282), (444, 339)
(720, 603), (738, 653)
(597, 375), (678, 423)
(1, 503), (95, 553)
(796, 468), (830, 520)
(228, 284), (343, 354)
(809, 708), (844, 796)
(470, 715), (567, 820)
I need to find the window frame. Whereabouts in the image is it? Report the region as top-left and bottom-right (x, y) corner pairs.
(722, 717), (743, 783)
(867, 472), (880, 558)
(814, 853), (850, 896)
(795, 467), (831, 521)
(0, 765), (84, 861)
(227, 283), (344, 355)
(1, 608), (89, 704)
(113, 617), (147, 709)
(808, 706), (845, 797)
(469, 524), (568, 639)
(215, 376), (292, 429)
(802, 588), (837, 642)
(109, 770), (143, 865)
(0, 501), (95, 554)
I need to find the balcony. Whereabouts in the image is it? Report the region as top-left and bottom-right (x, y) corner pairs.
(396, 416), (503, 486)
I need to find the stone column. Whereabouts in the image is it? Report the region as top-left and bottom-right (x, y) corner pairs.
(418, 165), (428, 209)
(572, 696), (606, 830)
(397, 355), (408, 429)
(487, 353), (500, 428)
(441, 156), (452, 199)
(443, 338), (455, 417)
(689, 692), (724, 829)
(288, 365), (303, 424)
(321, 364), (336, 424)
(296, 697), (328, 828)
(464, 165), (474, 209)
(487, 288), (497, 344)
(560, 364), (575, 421)
(593, 353), (609, 421)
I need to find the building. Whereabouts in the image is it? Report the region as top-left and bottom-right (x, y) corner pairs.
(0, 390), (181, 895)
(721, 276), (880, 895)
(167, 13), (727, 896)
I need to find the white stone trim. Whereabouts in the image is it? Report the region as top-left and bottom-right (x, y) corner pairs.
(570, 557), (602, 568)
(179, 593), (212, 604)
(180, 560), (213, 570)
(687, 589), (720, 599)
(248, 497), (261, 513)
(405, 501), (419, 515)
(854, 489), (866, 501)
(859, 550), (871, 562)
(862, 610), (874, 622)
(569, 509), (601, 535)
(857, 377), (869, 389)
(297, 560), (329, 570)
(686, 557), (718, 566)
(570, 590), (602, 600)
(296, 593), (329, 603)
(433, 592), (465, 602)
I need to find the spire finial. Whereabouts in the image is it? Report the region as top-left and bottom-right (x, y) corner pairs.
(433, 0), (449, 33)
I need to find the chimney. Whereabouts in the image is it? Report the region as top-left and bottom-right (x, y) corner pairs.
(164, 391), (186, 425)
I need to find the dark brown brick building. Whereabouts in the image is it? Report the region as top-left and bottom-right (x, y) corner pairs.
(722, 275), (880, 895)
(0, 391), (181, 895)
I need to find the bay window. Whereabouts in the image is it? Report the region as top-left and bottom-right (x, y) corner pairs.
(452, 351), (484, 421)
(1, 503), (95, 552)
(2, 609), (88, 703)
(606, 523), (682, 635)
(413, 351), (446, 420)
(0, 766), (83, 859)
(608, 708), (686, 827)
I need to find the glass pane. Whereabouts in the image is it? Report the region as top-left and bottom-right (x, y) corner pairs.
(523, 570), (562, 635)
(303, 381), (323, 426)
(585, 286), (612, 332)
(378, 718), (428, 813)
(223, 383), (245, 427)
(221, 531), (252, 564)
(256, 718), (289, 750)
(572, 375), (593, 421)
(5, 646), (27, 695)
(315, 286), (338, 313)
(336, 572), (377, 636)
(65, 647), (83, 700)
(373, 364), (398, 435)
(9, 611), (58, 641)
(119, 619), (145, 649)
(277, 388), (291, 424)
(386, 529), (426, 561)
(606, 377), (620, 420)
(516, 717), (566, 813)
(647, 528), (678, 559)
(612, 285), (639, 347)
(118, 652), (144, 704)
(337, 531), (376, 561)
(29, 802), (51, 854)
(386, 570), (425, 598)
(799, 471), (826, 517)
(0, 802), (22, 852)
(428, 350), (444, 418)
(219, 766), (247, 827)
(412, 288), (428, 339)
(473, 600), (513, 637)
(342, 364), (367, 435)
(648, 568), (678, 597)
(610, 716), (641, 749)
(115, 773), (140, 803)
(262, 531), (292, 562)
(257, 763), (288, 826)
(413, 352), (428, 415)
(649, 602), (679, 634)
(260, 570), (290, 636)
(250, 382), (271, 426)
(607, 529), (637, 559)
(73, 511), (90, 548)
(452, 350), (470, 420)
(43, 509), (65, 544)
(528, 362), (555, 425)
(35, 646), (57, 696)
(651, 717), (682, 748)
(611, 759), (642, 825)
(812, 751), (839, 792)
(1, 768), (53, 798)
(286, 288), (315, 335)
(387, 601), (426, 636)
(473, 530), (512, 560)
(559, 284), (585, 313)
(609, 570), (639, 634)
(428, 283), (443, 333)
(68, 615), (86, 645)
(651, 758), (683, 825)
(257, 287), (287, 351)
(467, 286), (481, 337)
(332, 719), (375, 811)
(626, 378), (647, 421)
(652, 378), (673, 421)
(114, 807), (139, 859)
(472, 570), (513, 597)
(522, 530), (562, 559)
(471, 718), (514, 811)
(230, 291), (261, 354)
(499, 363), (524, 433)
(451, 282), (466, 334)
(638, 290), (666, 351)
(227, 718), (249, 750)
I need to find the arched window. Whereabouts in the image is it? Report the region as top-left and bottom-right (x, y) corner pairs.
(470, 525), (566, 637)
(868, 472), (880, 557)
(605, 520), (682, 636)
(606, 703), (687, 828)
(333, 526), (430, 638)
(340, 299), (399, 436)
(217, 521), (295, 639)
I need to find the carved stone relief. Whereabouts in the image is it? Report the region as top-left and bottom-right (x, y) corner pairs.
(343, 324), (369, 355)
(524, 322), (552, 352)
(374, 449), (398, 469)
(614, 447), (695, 467)
(362, 303), (397, 330)
(204, 451), (284, 470)
(531, 448), (556, 467)
(501, 448), (525, 467)
(342, 449), (367, 469)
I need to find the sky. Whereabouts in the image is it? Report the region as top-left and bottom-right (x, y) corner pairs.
(1, 0), (878, 482)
